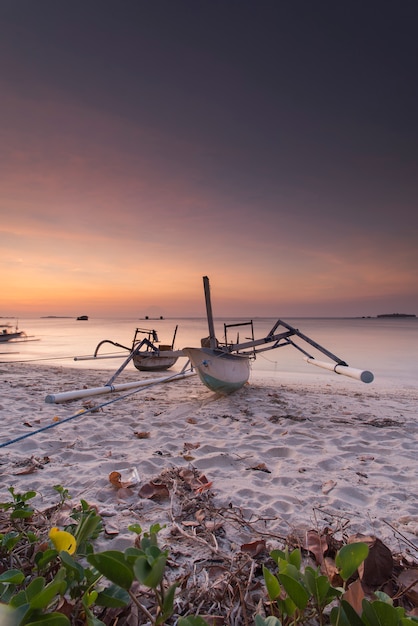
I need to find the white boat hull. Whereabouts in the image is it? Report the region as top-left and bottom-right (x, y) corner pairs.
(183, 347), (250, 395)
(132, 353), (179, 371)
(0, 331), (25, 343)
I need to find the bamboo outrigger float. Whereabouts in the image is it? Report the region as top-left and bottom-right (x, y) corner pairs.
(183, 276), (373, 394)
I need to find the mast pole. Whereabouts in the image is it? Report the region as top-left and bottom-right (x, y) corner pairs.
(203, 276), (217, 349)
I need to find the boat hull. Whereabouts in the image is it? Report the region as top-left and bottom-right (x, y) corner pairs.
(132, 354), (178, 371)
(0, 331), (25, 343)
(183, 347), (250, 394)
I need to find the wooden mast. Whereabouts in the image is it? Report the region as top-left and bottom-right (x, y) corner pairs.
(203, 276), (217, 349)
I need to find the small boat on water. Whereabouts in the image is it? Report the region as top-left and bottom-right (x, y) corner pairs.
(76, 315), (89, 321)
(184, 276), (374, 395)
(0, 323), (27, 343)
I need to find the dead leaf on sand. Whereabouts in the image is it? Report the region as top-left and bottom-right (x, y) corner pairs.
(138, 481), (170, 499)
(246, 462), (271, 473)
(322, 479), (336, 494)
(241, 539), (266, 557)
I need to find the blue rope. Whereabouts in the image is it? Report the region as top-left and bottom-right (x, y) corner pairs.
(0, 369), (194, 449)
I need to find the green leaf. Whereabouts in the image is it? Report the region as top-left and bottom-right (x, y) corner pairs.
(278, 573), (309, 610)
(335, 542), (369, 581)
(26, 613), (71, 625)
(128, 523), (142, 535)
(59, 550), (85, 582)
(270, 548), (286, 565)
(30, 580), (65, 609)
(157, 582), (178, 623)
(330, 600), (365, 626)
(288, 548), (301, 569)
(133, 552), (167, 588)
(25, 577), (46, 601)
(10, 509), (33, 519)
(361, 598), (400, 626)
(35, 548), (59, 570)
(304, 566), (341, 606)
(178, 618), (213, 626)
(95, 584), (130, 608)
(87, 551), (134, 590)
(0, 569), (25, 584)
(262, 566), (281, 601)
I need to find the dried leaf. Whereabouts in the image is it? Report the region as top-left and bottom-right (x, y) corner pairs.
(23, 421), (32, 428)
(321, 556), (342, 586)
(184, 442), (201, 450)
(186, 417), (197, 424)
(322, 479), (336, 494)
(246, 462), (271, 473)
(195, 481), (213, 494)
(349, 534), (393, 589)
(343, 578), (365, 615)
(205, 520), (223, 531)
(14, 465), (37, 475)
(109, 471), (122, 488)
(306, 529), (329, 564)
(398, 569), (418, 605)
(179, 468), (196, 485)
(134, 431), (150, 439)
(241, 539), (266, 557)
(182, 454), (195, 461)
(138, 481), (170, 499)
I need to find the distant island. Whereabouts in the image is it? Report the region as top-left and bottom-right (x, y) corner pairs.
(376, 313), (416, 318)
(40, 316), (73, 319)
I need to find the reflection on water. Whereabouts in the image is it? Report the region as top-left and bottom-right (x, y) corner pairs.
(1, 316), (417, 389)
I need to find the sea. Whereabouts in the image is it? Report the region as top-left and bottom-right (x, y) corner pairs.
(1, 316), (417, 392)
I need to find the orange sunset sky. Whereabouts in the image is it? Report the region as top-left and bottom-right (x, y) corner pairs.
(1, 2), (417, 318)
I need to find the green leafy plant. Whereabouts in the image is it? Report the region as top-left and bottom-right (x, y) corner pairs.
(261, 542), (418, 626)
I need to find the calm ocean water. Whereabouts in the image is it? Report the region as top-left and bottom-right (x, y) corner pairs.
(1, 316), (417, 390)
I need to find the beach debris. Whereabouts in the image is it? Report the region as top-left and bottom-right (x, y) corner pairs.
(246, 462), (271, 473)
(241, 538), (267, 556)
(398, 568), (418, 605)
(322, 479), (337, 494)
(305, 528), (330, 564)
(348, 533), (393, 589)
(138, 481), (170, 499)
(183, 441), (201, 450)
(108, 467), (140, 489)
(133, 430), (150, 438)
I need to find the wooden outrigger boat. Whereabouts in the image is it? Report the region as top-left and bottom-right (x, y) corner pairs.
(83, 326), (183, 372)
(184, 277), (374, 395)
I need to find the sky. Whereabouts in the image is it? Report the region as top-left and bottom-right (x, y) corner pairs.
(1, 1), (417, 318)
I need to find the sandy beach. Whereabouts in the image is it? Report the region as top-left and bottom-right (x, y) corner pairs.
(1, 361), (418, 564)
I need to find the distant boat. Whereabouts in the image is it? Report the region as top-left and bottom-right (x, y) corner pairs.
(0, 322), (27, 343)
(76, 315), (89, 321)
(376, 313), (416, 318)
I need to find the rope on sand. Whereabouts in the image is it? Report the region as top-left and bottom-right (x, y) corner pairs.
(0, 369), (195, 449)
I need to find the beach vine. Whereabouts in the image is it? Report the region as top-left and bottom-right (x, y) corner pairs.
(0, 483), (417, 625)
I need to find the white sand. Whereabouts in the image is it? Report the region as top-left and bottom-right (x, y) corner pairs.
(1, 362), (418, 558)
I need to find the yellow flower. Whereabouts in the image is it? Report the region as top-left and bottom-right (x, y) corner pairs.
(49, 527), (77, 555)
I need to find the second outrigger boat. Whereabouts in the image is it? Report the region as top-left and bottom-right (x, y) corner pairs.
(90, 326), (182, 372)
(183, 277), (374, 394)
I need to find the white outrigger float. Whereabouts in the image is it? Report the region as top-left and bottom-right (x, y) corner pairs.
(184, 276), (374, 395)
